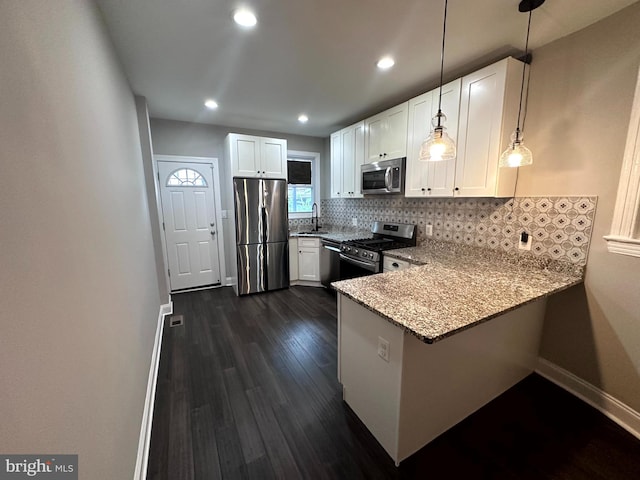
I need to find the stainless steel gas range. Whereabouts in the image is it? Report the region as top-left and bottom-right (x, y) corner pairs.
(339, 222), (417, 278)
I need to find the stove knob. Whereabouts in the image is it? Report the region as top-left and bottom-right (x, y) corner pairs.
(369, 253), (374, 259)
(354, 249), (359, 254)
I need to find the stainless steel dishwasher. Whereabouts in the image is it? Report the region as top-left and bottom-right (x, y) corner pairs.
(320, 238), (341, 287)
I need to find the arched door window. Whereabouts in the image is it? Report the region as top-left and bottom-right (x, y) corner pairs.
(165, 168), (208, 187)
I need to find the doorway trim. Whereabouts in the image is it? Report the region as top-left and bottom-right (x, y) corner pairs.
(153, 154), (227, 292)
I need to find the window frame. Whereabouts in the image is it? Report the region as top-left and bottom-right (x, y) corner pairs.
(165, 168), (208, 187)
(604, 66), (640, 258)
(287, 150), (321, 219)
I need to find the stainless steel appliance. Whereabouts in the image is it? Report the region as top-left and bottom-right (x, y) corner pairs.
(233, 177), (289, 295)
(339, 222), (417, 277)
(320, 238), (341, 287)
(361, 157), (406, 195)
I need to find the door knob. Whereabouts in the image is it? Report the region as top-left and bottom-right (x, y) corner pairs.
(210, 222), (215, 227)
(210, 230), (216, 236)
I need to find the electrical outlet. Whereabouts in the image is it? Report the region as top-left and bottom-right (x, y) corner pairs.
(519, 231), (532, 251)
(425, 224), (433, 237)
(352, 217), (358, 227)
(377, 336), (390, 362)
(221, 210), (228, 219)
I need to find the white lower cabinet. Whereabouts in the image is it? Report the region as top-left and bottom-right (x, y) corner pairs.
(290, 237), (320, 283)
(289, 238), (299, 282)
(382, 256), (413, 273)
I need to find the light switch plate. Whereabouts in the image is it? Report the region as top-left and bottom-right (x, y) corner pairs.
(352, 217), (358, 227)
(377, 336), (390, 362)
(425, 224), (433, 237)
(221, 210), (228, 219)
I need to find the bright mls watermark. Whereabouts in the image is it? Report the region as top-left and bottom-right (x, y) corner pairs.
(0, 455), (77, 479)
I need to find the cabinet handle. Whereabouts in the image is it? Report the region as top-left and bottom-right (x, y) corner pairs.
(427, 188), (431, 192)
(383, 153), (387, 157)
(392, 262), (399, 268)
(454, 187), (459, 191)
(379, 154), (383, 158)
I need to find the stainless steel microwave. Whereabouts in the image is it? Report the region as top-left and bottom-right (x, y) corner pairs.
(361, 157), (406, 195)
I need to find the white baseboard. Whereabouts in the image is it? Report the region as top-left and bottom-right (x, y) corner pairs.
(290, 280), (324, 288)
(536, 358), (640, 440)
(133, 300), (173, 480)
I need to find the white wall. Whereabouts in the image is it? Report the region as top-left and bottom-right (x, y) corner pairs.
(516, 3), (640, 411)
(0, 1), (161, 478)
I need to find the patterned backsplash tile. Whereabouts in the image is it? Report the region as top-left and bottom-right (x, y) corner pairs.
(319, 196), (597, 266)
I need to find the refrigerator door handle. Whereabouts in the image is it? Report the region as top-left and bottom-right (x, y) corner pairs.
(261, 206), (269, 290)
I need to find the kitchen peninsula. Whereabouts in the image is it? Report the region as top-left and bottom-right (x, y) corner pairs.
(332, 240), (583, 465)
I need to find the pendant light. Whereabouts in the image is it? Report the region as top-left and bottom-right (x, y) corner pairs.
(419, 0), (455, 162)
(499, 0), (545, 168)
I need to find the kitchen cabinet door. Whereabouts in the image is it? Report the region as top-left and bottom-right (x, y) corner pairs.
(229, 134), (261, 177)
(330, 131), (342, 198)
(341, 121), (365, 197)
(289, 238), (299, 282)
(261, 137), (287, 178)
(384, 102), (409, 160)
(352, 122), (365, 197)
(330, 122), (365, 198)
(455, 58), (519, 197)
(365, 112), (385, 163)
(365, 103), (409, 163)
(406, 90), (434, 197)
(298, 247), (320, 281)
(406, 80), (460, 198)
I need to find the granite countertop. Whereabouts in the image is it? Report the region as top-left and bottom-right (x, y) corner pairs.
(332, 240), (584, 344)
(289, 226), (369, 243)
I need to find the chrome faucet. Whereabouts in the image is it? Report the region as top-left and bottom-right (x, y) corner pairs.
(311, 202), (320, 231)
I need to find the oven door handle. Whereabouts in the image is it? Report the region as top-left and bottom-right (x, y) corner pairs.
(384, 167), (392, 191)
(323, 245), (341, 253)
(339, 253), (378, 272)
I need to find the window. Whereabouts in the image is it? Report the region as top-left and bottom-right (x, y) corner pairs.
(287, 151), (320, 217)
(604, 66), (640, 257)
(166, 168), (207, 187)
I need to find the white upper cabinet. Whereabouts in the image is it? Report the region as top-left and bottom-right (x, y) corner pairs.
(454, 58), (521, 197)
(226, 133), (287, 179)
(330, 132), (342, 197)
(261, 137), (287, 178)
(330, 121), (365, 198)
(365, 102), (408, 163)
(406, 79), (461, 197)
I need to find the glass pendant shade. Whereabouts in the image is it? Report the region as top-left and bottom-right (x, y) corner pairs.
(419, 113), (456, 162)
(499, 129), (533, 167)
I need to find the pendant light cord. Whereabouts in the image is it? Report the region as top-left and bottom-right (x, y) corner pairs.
(436, 0), (448, 125)
(516, 10), (532, 133)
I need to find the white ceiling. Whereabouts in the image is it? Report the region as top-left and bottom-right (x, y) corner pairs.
(96, 0), (638, 137)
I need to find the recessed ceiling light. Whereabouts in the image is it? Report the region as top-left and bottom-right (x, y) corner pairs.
(298, 114), (309, 123)
(377, 56), (395, 70)
(234, 9), (257, 27)
(204, 99), (218, 110)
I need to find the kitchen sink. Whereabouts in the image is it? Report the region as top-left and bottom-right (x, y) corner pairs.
(296, 230), (328, 235)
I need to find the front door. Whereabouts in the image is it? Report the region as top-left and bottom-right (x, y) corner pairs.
(158, 161), (221, 291)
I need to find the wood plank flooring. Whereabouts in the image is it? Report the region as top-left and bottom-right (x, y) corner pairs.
(147, 286), (640, 479)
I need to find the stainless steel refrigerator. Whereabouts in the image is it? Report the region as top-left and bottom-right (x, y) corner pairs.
(233, 177), (289, 295)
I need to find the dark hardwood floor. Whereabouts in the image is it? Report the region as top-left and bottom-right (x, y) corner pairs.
(147, 286), (640, 479)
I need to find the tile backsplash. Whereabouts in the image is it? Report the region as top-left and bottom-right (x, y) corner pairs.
(320, 196), (597, 266)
